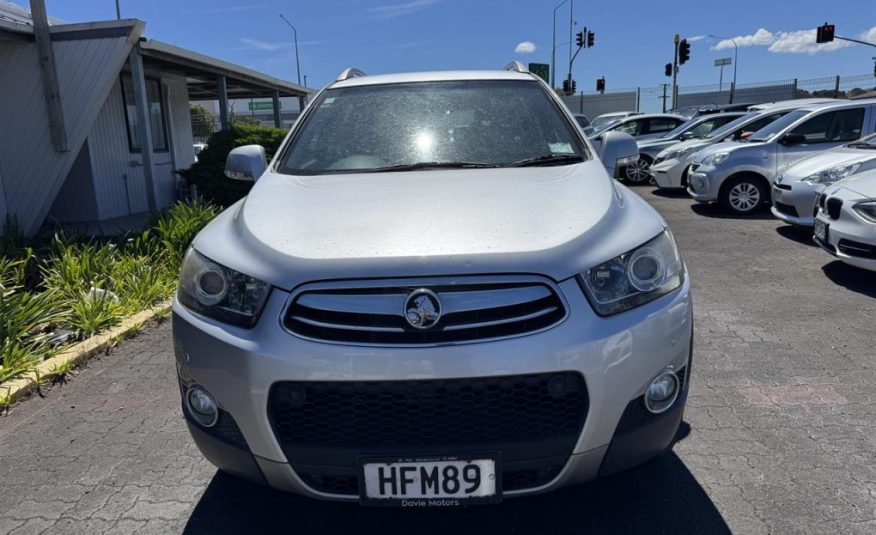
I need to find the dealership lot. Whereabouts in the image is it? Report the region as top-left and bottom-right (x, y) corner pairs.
(0, 187), (874, 534)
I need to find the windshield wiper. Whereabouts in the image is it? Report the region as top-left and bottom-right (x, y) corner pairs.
(508, 154), (584, 167)
(847, 142), (876, 149)
(369, 161), (499, 172)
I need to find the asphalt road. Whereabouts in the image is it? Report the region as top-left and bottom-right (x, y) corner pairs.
(1, 187), (874, 535)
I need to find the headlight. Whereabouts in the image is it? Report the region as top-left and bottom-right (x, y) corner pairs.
(803, 163), (863, 185)
(775, 174), (784, 185)
(702, 152), (729, 166)
(579, 231), (685, 316)
(661, 149), (679, 161)
(178, 248), (271, 327)
(853, 201), (876, 223)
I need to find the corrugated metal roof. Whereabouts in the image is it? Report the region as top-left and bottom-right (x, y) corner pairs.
(0, 0), (64, 26)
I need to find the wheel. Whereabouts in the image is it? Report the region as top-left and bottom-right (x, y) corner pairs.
(624, 156), (652, 184)
(720, 175), (768, 214)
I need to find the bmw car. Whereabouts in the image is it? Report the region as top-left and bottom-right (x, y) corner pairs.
(172, 64), (693, 506)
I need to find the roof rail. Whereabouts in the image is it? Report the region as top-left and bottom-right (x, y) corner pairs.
(504, 61), (528, 74)
(336, 68), (367, 82)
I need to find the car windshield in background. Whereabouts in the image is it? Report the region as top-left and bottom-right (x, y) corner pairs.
(663, 119), (699, 139)
(748, 110), (808, 142)
(704, 112), (757, 139)
(590, 115), (623, 128)
(280, 80), (586, 175)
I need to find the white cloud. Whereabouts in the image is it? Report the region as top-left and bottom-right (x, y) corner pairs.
(687, 35), (705, 42)
(241, 38), (287, 51)
(367, 0), (441, 19)
(712, 26), (876, 55)
(514, 41), (536, 54)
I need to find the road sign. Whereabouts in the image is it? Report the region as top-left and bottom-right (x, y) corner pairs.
(714, 58), (732, 67)
(248, 101), (276, 111)
(529, 63), (550, 84)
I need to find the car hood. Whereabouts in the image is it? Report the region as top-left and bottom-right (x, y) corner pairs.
(782, 148), (876, 181)
(193, 162), (666, 290)
(638, 138), (679, 151)
(692, 140), (759, 163)
(658, 138), (712, 158)
(836, 170), (876, 198)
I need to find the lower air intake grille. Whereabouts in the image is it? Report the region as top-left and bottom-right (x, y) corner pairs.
(826, 198), (843, 220)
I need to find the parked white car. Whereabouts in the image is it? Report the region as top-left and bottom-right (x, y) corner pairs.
(589, 111), (639, 131)
(772, 133), (876, 226)
(687, 100), (876, 214)
(650, 99), (841, 190)
(590, 113), (686, 142)
(814, 168), (876, 272)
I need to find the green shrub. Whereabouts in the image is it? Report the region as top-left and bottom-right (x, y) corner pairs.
(41, 237), (119, 300)
(65, 289), (123, 337)
(177, 124), (287, 206)
(112, 256), (174, 312)
(154, 201), (220, 267)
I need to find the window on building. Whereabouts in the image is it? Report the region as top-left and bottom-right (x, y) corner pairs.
(121, 74), (168, 152)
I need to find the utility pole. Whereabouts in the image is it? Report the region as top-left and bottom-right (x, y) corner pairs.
(672, 34), (679, 110)
(115, 0), (121, 19)
(551, 0), (569, 89)
(567, 0), (573, 84)
(278, 14), (304, 113)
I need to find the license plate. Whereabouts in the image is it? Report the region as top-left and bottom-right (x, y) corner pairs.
(359, 455), (500, 506)
(814, 219), (828, 242)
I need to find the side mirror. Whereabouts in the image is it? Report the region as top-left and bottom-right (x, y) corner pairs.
(737, 131), (754, 140)
(225, 145), (267, 181)
(779, 133), (806, 146)
(598, 131), (640, 179)
(680, 131), (696, 140)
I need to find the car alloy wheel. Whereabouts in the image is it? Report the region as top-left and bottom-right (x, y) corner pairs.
(624, 158), (651, 184)
(727, 182), (761, 213)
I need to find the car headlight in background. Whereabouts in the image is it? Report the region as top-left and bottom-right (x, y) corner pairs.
(803, 162), (863, 185)
(661, 149), (680, 161)
(701, 152), (729, 167)
(852, 201), (876, 223)
(178, 248), (271, 327)
(580, 231), (685, 316)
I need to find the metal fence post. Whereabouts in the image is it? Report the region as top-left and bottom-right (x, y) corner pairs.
(834, 75), (841, 98)
(729, 81), (735, 104)
(579, 91), (584, 114)
(635, 87), (640, 112)
(793, 78), (798, 98)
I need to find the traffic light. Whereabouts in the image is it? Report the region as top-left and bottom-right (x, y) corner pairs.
(664, 63), (672, 77)
(816, 23), (835, 43)
(575, 30), (584, 48)
(587, 30), (595, 48)
(571, 79), (577, 93)
(562, 79), (570, 94)
(678, 39), (691, 65)
(596, 77), (605, 92)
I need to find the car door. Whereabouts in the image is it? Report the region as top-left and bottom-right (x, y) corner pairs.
(776, 107), (868, 171)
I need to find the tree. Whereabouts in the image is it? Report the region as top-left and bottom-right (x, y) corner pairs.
(189, 104), (215, 140)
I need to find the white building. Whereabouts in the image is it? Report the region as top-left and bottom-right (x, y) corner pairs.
(0, 1), (310, 235)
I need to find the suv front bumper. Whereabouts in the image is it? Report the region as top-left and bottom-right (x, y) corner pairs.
(172, 276), (693, 501)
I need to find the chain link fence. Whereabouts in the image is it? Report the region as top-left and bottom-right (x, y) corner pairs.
(562, 72), (876, 118)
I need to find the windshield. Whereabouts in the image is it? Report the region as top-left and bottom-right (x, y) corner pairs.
(705, 112), (756, 139)
(591, 115), (624, 128)
(748, 110), (808, 142)
(663, 118), (699, 139)
(280, 81), (586, 175)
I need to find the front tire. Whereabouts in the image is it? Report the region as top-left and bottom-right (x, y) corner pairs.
(720, 175), (768, 215)
(624, 156), (652, 185)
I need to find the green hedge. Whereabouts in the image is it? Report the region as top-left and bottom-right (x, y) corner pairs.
(178, 124), (287, 207)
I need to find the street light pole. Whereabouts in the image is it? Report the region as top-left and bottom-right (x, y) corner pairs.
(709, 34), (738, 102)
(551, 0), (568, 89)
(567, 0), (573, 85)
(278, 14), (302, 86)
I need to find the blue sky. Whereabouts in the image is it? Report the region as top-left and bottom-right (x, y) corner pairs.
(40, 0), (876, 91)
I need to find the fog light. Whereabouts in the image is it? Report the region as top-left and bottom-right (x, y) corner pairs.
(644, 369), (679, 414)
(186, 386), (219, 427)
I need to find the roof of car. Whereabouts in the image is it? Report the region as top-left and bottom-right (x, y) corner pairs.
(793, 98), (876, 113)
(331, 70), (536, 88)
(615, 113), (687, 121)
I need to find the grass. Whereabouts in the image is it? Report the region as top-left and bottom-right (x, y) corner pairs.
(0, 201), (219, 386)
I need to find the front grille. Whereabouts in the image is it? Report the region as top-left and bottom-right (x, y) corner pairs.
(838, 239), (876, 259)
(653, 157), (664, 165)
(774, 201), (799, 218)
(269, 373), (588, 494)
(284, 279), (566, 345)
(827, 198), (843, 220)
(774, 183), (792, 191)
(689, 164), (700, 172)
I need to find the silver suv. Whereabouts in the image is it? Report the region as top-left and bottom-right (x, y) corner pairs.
(687, 100), (876, 214)
(172, 65), (693, 506)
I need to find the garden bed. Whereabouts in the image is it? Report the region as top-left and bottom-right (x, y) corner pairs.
(0, 201), (218, 408)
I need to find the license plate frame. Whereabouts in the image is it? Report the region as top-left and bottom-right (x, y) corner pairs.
(358, 453), (502, 507)
(814, 218), (829, 242)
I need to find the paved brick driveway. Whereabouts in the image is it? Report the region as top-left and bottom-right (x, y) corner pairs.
(1, 187), (874, 534)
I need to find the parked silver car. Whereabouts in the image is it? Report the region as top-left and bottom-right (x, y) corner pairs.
(172, 65), (692, 505)
(626, 112), (744, 184)
(650, 99), (841, 190)
(772, 133), (876, 226)
(814, 168), (876, 272)
(588, 111), (639, 131)
(688, 100), (876, 214)
(590, 113), (686, 142)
